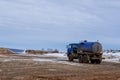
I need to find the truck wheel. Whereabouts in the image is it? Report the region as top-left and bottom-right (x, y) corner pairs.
(91, 60), (95, 64)
(68, 54), (73, 61)
(96, 59), (101, 64)
(83, 55), (89, 63)
(79, 55), (83, 63)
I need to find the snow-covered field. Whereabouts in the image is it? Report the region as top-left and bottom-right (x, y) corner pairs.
(1, 52), (120, 64)
(103, 52), (120, 63)
(32, 53), (83, 66)
(25, 52), (120, 63)
(43, 53), (67, 58)
(41, 52), (120, 63)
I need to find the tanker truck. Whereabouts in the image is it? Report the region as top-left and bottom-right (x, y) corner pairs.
(67, 40), (103, 64)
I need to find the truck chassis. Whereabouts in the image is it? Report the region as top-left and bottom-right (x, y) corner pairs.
(67, 52), (102, 64)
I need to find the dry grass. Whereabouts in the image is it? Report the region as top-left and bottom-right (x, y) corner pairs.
(0, 48), (14, 54)
(25, 50), (48, 54)
(0, 54), (120, 80)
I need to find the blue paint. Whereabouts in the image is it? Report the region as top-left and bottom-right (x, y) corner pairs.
(67, 40), (101, 54)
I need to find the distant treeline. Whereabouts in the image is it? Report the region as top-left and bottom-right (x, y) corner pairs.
(25, 49), (59, 54)
(0, 47), (60, 54)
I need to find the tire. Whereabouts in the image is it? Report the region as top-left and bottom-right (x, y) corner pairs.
(91, 59), (101, 64)
(96, 59), (101, 64)
(68, 54), (73, 61)
(96, 55), (102, 64)
(91, 60), (95, 64)
(79, 55), (83, 63)
(83, 55), (90, 63)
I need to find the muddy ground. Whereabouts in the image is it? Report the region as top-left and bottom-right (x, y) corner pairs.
(0, 53), (120, 80)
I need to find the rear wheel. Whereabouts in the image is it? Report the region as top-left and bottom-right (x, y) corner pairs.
(83, 55), (90, 63)
(96, 59), (101, 64)
(79, 55), (83, 63)
(91, 59), (101, 64)
(91, 59), (95, 64)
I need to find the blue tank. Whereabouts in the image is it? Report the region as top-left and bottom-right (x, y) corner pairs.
(67, 41), (102, 54)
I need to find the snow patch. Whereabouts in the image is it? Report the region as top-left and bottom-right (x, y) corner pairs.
(103, 52), (120, 63)
(3, 59), (11, 62)
(43, 53), (67, 57)
(30, 53), (83, 66)
(103, 52), (120, 57)
(2, 59), (31, 62)
(32, 58), (54, 62)
(54, 61), (83, 66)
(103, 58), (120, 63)
(48, 69), (57, 71)
(32, 58), (83, 66)
(0, 55), (8, 57)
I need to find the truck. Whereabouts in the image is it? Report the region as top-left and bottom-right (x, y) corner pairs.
(67, 40), (103, 64)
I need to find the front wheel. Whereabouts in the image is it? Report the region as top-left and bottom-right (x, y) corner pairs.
(68, 54), (73, 61)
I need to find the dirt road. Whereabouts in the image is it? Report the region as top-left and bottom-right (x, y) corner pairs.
(0, 53), (120, 80)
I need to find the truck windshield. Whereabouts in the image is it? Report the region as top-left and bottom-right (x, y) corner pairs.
(67, 45), (71, 48)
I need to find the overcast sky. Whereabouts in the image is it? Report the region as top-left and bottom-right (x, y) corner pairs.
(0, 0), (120, 50)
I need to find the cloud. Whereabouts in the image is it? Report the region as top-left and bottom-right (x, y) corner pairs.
(0, 0), (120, 50)
(0, 0), (101, 26)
